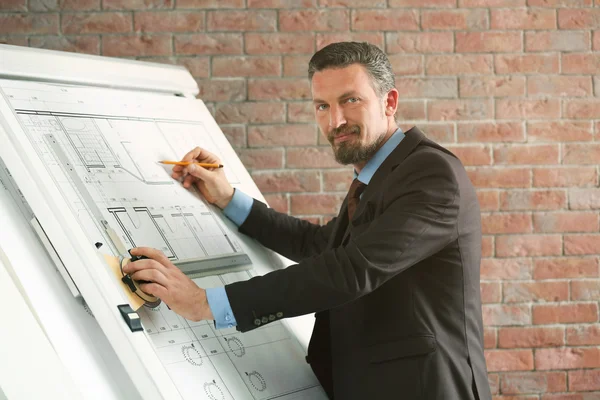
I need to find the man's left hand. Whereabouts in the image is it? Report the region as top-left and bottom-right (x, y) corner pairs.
(122, 247), (214, 322)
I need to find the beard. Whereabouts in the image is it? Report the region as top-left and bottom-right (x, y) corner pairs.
(328, 125), (386, 165)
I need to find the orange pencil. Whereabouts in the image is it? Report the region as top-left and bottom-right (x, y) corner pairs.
(159, 160), (223, 168)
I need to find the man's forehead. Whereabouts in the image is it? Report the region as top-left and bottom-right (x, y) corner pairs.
(310, 64), (373, 98)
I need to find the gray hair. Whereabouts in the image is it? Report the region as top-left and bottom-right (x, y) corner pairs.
(307, 41), (396, 98)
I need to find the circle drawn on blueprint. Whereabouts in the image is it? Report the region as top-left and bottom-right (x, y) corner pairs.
(246, 371), (267, 392)
(204, 380), (225, 400)
(61, 118), (86, 131)
(181, 343), (203, 366)
(226, 336), (245, 357)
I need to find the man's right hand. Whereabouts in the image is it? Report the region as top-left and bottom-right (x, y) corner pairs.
(171, 147), (234, 209)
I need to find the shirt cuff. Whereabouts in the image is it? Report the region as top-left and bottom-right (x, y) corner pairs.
(205, 287), (237, 329)
(222, 188), (253, 227)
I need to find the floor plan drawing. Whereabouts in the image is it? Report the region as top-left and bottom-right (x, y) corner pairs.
(0, 78), (326, 400)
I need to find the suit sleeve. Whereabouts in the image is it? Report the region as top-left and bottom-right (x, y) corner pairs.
(226, 150), (461, 332)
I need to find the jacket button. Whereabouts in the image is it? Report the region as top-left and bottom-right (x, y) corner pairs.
(269, 314), (275, 321)
(262, 316), (269, 324)
(254, 318), (261, 326)
(276, 312), (283, 318)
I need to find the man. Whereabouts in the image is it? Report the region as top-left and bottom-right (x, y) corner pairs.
(124, 42), (492, 399)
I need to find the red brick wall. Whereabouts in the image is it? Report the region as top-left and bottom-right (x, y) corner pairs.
(1, 1), (599, 398)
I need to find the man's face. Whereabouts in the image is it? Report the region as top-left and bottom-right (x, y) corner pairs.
(311, 64), (389, 166)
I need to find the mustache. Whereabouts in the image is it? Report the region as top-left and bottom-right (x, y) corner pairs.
(328, 125), (360, 140)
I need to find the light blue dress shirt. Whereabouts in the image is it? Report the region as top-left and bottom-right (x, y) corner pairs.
(206, 128), (405, 329)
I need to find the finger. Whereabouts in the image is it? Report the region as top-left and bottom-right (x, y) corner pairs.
(138, 282), (167, 299)
(130, 269), (170, 288)
(130, 247), (172, 267)
(186, 164), (212, 180)
(189, 147), (221, 164)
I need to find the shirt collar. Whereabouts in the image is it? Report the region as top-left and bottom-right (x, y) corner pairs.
(354, 127), (405, 185)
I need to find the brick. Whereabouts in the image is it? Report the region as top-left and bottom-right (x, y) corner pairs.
(535, 347), (600, 370)
(248, 0), (316, 6)
(290, 194), (345, 215)
(534, 212), (599, 233)
(566, 325), (600, 345)
(207, 10), (276, 32)
(196, 79), (245, 102)
(0, 36), (27, 46)
(146, 56), (209, 78)
(457, 122), (525, 143)
(248, 79), (310, 101)
(526, 31), (590, 52)
(499, 327), (565, 349)
(421, 10), (488, 30)
(571, 280), (600, 301)
(500, 190), (567, 211)
(534, 257), (599, 280)
(460, 0), (524, 5)
(104, 0), (173, 9)
(0, 0), (26, 11)
(569, 189), (600, 210)
(460, 76), (525, 97)
(316, 33), (384, 50)
(320, 0), (385, 6)
(215, 102), (285, 124)
(248, 124), (316, 147)
(569, 369), (600, 392)
(395, 101), (426, 121)
(563, 53), (600, 74)
(411, 123), (455, 143)
(564, 99), (600, 119)
(323, 170), (353, 192)
(237, 148), (282, 170)
(496, 235), (562, 257)
(386, 32), (454, 53)
(134, 11), (203, 32)
(482, 236), (494, 257)
(251, 171), (320, 193)
(566, 235), (600, 255)
(494, 144), (559, 165)
(29, 35), (99, 54)
(481, 258), (532, 280)
(495, 54), (559, 75)
(245, 33), (314, 55)
(491, 9), (556, 29)
(62, 12), (131, 34)
(446, 145), (491, 166)
(481, 282), (502, 303)
(283, 55), (311, 77)
(562, 144), (600, 165)
(542, 393), (600, 400)
(212, 56), (280, 77)
(528, 76), (592, 97)
(426, 55), (492, 76)
(496, 99), (560, 120)
(263, 194), (288, 214)
(481, 213), (532, 234)
(559, 9), (600, 29)
(388, 54), (423, 76)
(456, 32), (522, 53)
(0, 13), (59, 35)
(489, 374), (500, 395)
(534, 167), (597, 188)
(504, 281), (569, 303)
(501, 371), (567, 394)
(177, 0), (244, 7)
(287, 102), (313, 123)
(485, 350), (534, 372)
(529, 0), (592, 5)
(467, 168), (530, 189)
(287, 147), (339, 168)
(102, 34), (171, 57)
(352, 10), (419, 31)
(429, 99), (493, 121)
(477, 191), (500, 211)
(396, 78), (457, 99)
(390, 0), (456, 5)
(485, 328), (497, 349)
(483, 304), (531, 326)
(527, 121), (593, 142)
(30, 0), (99, 10)
(533, 303), (598, 324)
(280, 9), (348, 32)
(175, 33), (242, 55)
(595, 31), (600, 51)
(220, 125), (245, 147)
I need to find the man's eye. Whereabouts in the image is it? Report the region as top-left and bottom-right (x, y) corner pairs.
(346, 97), (359, 103)
(317, 104), (328, 111)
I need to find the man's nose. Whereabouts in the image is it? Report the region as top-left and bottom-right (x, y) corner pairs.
(329, 105), (346, 129)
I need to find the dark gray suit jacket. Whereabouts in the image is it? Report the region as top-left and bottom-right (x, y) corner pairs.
(225, 127), (492, 400)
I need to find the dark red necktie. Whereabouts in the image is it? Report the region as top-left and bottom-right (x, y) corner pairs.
(347, 178), (367, 220)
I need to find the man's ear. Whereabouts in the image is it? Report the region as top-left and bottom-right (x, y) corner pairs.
(384, 88), (399, 117)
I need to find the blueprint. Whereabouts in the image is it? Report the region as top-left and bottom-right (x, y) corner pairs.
(0, 79), (325, 400)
